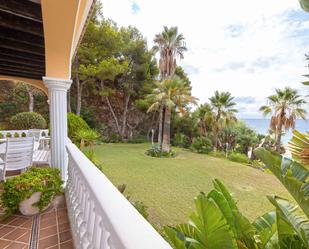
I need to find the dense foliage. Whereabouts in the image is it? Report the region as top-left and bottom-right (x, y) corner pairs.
(228, 152), (249, 164)
(191, 136), (213, 154)
(166, 131), (309, 248)
(10, 112), (47, 130)
(0, 82), (48, 128)
(1, 167), (63, 214)
(67, 112), (91, 142)
(146, 144), (175, 158)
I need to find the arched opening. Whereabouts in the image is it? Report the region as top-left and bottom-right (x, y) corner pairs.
(0, 78), (49, 130)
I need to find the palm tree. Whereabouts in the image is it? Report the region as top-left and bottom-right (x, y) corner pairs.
(196, 103), (214, 136)
(259, 87), (306, 152)
(147, 76), (198, 152)
(153, 26), (187, 146)
(209, 91), (237, 150)
(153, 26), (187, 79)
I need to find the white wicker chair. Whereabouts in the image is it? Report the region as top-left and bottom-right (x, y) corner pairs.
(0, 137), (34, 181)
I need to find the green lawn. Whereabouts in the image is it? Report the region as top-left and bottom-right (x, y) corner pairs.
(93, 143), (290, 227)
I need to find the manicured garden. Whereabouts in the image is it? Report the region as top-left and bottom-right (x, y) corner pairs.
(92, 143), (290, 227)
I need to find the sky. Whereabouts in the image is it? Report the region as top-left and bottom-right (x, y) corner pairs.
(101, 0), (309, 118)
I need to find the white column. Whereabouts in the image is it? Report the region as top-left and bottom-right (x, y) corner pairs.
(43, 77), (72, 181)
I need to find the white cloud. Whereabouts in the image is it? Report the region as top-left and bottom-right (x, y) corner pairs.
(101, 0), (309, 118)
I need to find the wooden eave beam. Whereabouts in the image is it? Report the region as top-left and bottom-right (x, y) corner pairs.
(0, 70), (42, 80)
(0, 48), (44, 63)
(0, 11), (43, 37)
(0, 0), (42, 22)
(0, 37), (44, 56)
(0, 27), (44, 48)
(0, 55), (45, 68)
(0, 62), (44, 73)
(0, 66), (43, 76)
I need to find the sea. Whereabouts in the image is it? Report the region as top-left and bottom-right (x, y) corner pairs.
(242, 119), (308, 144)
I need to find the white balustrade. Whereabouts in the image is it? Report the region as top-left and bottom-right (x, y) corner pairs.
(66, 143), (172, 249)
(0, 129), (49, 138)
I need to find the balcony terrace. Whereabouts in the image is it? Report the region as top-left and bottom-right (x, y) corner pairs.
(0, 1), (171, 248)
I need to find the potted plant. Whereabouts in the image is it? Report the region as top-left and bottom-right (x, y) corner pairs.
(1, 167), (63, 215)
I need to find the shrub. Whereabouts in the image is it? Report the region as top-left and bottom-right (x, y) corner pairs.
(10, 112), (47, 130)
(0, 133), (3, 139)
(127, 135), (148, 144)
(146, 144), (175, 158)
(191, 136), (212, 154)
(1, 167), (63, 214)
(228, 152), (249, 164)
(133, 201), (149, 220)
(14, 132), (19, 138)
(75, 129), (99, 149)
(67, 112), (90, 142)
(172, 133), (190, 148)
(104, 133), (122, 143)
(6, 133), (12, 138)
(21, 132), (27, 137)
(209, 150), (226, 158)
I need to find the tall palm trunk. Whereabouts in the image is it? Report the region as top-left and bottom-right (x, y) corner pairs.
(158, 105), (163, 146)
(162, 107), (171, 152)
(275, 110), (285, 152)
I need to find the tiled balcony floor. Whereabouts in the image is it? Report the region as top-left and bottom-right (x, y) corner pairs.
(0, 206), (74, 249)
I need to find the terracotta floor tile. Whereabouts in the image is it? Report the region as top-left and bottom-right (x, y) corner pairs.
(0, 226), (15, 238)
(3, 227), (28, 240)
(38, 234), (59, 249)
(59, 231), (72, 243)
(5, 241), (27, 249)
(0, 216), (16, 225)
(58, 222), (70, 233)
(0, 239), (11, 248)
(19, 220), (32, 229)
(16, 231), (30, 244)
(56, 210), (68, 217)
(60, 240), (74, 249)
(40, 209), (56, 219)
(39, 225), (58, 239)
(40, 217), (57, 229)
(8, 217), (29, 227)
(41, 212), (56, 221)
(46, 245), (59, 249)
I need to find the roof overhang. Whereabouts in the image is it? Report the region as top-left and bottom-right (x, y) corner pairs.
(0, 0), (95, 93)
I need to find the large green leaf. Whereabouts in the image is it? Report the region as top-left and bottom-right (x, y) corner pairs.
(165, 192), (237, 249)
(209, 179), (257, 248)
(252, 211), (279, 249)
(254, 148), (309, 218)
(268, 196), (309, 249)
(288, 130), (309, 168)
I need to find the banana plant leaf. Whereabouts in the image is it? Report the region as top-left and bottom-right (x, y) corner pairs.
(288, 130), (309, 168)
(252, 211), (279, 249)
(268, 195), (309, 249)
(165, 192), (237, 249)
(208, 179), (257, 248)
(254, 148), (309, 218)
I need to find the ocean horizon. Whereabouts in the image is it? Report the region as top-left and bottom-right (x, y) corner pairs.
(242, 119), (308, 144)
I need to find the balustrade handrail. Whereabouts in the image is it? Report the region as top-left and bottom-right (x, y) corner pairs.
(66, 143), (172, 249)
(0, 129), (49, 137)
